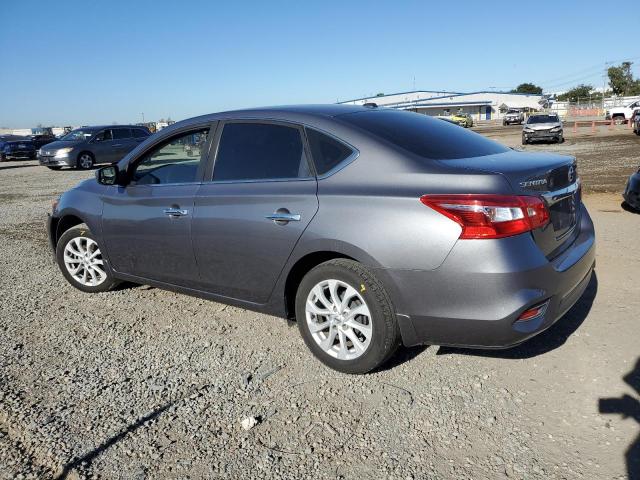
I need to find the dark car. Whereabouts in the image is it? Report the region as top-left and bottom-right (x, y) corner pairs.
(623, 167), (640, 211)
(2, 138), (38, 160)
(38, 125), (151, 170)
(47, 105), (595, 374)
(31, 134), (57, 149)
(0, 135), (25, 161)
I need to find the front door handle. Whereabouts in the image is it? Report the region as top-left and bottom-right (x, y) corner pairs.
(112, 144), (123, 148)
(164, 208), (189, 217)
(266, 210), (301, 225)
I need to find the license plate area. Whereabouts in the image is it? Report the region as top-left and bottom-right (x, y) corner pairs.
(549, 189), (579, 238)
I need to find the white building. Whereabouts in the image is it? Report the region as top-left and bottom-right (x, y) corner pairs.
(339, 90), (545, 121)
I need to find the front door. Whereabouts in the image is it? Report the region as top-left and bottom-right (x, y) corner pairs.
(192, 121), (318, 303)
(101, 126), (213, 285)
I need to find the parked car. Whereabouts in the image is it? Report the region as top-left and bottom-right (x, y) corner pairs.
(48, 105), (595, 374)
(503, 109), (524, 125)
(522, 113), (564, 144)
(606, 100), (640, 124)
(436, 116), (461, 126)
(632, 109), (640, 135)
(0, 135), (25, 161)
(623, 167), (640, 211)
(450, 113), (474, 128)
(30, 134), (57, 149)
(38, 125), (151, 170)
(2, 138), (38, 160)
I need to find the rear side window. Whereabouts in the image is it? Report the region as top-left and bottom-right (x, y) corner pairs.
(132, 128), (149, 138)
(113, 128), (131, 139)
(305, 128), (354, 175)
(339, 109), (508, 160)
(213, 123), (311, 181)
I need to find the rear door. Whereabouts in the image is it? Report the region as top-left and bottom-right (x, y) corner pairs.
(191, 121), (318, 303)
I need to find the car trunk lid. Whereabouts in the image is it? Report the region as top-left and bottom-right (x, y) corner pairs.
(438, 150), (580, 258)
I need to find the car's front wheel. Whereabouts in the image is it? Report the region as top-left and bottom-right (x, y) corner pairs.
(77, 152), (94, 170)
(295, 259), (400, 374)
(56, 225), (119, 293)
(522, 135), (528, 145)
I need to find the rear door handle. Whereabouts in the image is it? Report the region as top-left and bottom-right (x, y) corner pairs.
(164, 208), (189, 217)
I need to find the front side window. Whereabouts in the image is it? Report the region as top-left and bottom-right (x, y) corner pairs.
(305, 128), (354, 175)
(93, 129), (113, 142)
(213, 122), (310, 181)
(131, 128), (209, 185)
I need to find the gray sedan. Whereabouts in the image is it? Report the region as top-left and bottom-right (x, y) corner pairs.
(47, 105), (595, 373)
(38, 125), (150, 170)
(522, 113), (564, 144)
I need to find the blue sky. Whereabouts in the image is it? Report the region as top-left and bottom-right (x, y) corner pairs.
(1, 0), (638, 128)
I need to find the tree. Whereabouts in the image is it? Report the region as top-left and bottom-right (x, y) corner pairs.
(511, 83), (543, 94)
(607, 62), (640, 96)
(557, 84), (593, 102)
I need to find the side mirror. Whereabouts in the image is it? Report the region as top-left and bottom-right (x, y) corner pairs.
(96, 165), (120, 185)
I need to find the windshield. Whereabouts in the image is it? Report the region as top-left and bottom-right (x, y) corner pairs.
(339, 109), (509, 160)
(61, 129), (95, 141)
(527, 115), (559, 124)
(507, 110), (520, 114)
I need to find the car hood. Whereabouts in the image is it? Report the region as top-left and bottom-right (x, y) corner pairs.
(40, 140), (83, 152)
(524, 122), (561, 130)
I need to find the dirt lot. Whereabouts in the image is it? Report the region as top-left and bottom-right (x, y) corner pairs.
(0, 128), (639, 480)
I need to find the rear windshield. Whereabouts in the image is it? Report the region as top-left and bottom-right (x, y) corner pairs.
(339, 109), (508, 160)
(527, 115), (559, 124)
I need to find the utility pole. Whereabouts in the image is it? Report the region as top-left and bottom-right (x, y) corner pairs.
(141, 112), (145, 124)
(602, 61), (613, 111)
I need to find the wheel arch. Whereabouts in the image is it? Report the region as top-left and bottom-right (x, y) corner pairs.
(55, 214), (87, 246)
(283, 251), (357, 320)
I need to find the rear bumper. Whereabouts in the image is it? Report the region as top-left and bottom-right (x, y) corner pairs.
(378, 204), (596, 348)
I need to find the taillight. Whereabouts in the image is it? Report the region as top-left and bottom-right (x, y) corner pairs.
(420, 194), (550, 239)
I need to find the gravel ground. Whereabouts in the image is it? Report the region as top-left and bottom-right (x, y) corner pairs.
(1, 135), (639, 480)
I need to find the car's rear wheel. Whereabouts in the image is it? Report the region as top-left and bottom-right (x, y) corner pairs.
(77, 152), (94, 170)
(295, 259), (400, 374)
(56, 225), (119, 293)
(47, 166), (62, 170)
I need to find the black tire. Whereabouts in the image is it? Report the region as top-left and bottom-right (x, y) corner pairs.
(76, 152), (94, 170)
(47, 166), (62, 170)
(56, 225), (119, 293)
(522, 135), (528, 145)
(295, 259), (400, 374)
(0, 154), (7, 162)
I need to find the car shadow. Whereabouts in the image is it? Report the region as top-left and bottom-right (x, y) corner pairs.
(621, 202), (640, 215)
(599, 358), (640, 480)
(374, 345), (429, 373)
(0, 163), (38, 171)
(436, 272), (598, 360)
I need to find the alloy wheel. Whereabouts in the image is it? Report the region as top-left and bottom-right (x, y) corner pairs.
(63, 236), (107, 286)
(79, 154), (93, 169)
(305, 279), (372, 360)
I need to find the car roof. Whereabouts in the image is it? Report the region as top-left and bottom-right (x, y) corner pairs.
(76, 125), (145, 131)
(165, 104), (377, 129)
